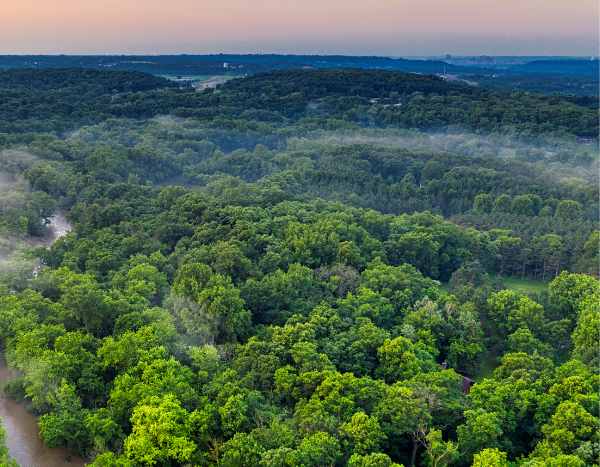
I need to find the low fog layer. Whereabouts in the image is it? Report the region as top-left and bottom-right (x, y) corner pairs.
(288, 128), (599, 184)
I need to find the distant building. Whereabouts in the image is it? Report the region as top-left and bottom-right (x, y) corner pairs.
(440, 361), (474, 394)
(462, 376), (475, 394)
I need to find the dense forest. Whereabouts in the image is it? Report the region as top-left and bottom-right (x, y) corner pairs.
(0, 68), (598, 466)
(1, 68), (597, 137)
(1, 55), (597, 97)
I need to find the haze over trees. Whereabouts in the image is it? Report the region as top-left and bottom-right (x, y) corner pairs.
(0, 67), (598, 466)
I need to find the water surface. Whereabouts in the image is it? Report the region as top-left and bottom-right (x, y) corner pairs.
(1, 213), (86, 467)
(0, 358), (86, 467)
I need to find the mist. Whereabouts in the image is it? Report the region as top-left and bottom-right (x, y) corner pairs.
(288, 128), (599, 184)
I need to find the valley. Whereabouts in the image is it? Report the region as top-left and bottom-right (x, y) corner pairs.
(0, 66), (597, 467)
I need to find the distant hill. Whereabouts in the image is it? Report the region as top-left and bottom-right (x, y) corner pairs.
(0, 54), (480, 76)
(509, 59), (599, 76)
(1, 54), (596, 97)
(220, 68), (471, 100)
(0, 67), (175, 92)
(1, 68), (595, 138)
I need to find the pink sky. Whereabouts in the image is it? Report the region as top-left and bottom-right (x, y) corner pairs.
(2, 0), (598, 55)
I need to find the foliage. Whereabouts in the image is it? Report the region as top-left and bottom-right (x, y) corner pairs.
(0, 67), (597, 467)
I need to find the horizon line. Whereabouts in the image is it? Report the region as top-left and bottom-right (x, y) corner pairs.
(0, 52), (596, 58)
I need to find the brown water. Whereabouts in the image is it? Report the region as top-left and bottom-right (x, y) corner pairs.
(1, 213), (86, 466)
(0, 358), (86, 467)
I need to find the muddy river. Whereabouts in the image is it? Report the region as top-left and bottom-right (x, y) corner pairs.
(1, 214), (87, 467)
(0, 358), (85, 467)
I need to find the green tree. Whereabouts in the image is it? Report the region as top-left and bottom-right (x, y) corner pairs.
(108, 356), (198, 428)
(171, 262), (251, 343)
(377, 336), (436, 382)
(348, 452), (404, 467)
(420, 429), (458, 467)
(340, 411), (386, 455)
(85, 408), (124, 454)
(361, 259), (440, 312)
(555, 200), (582, 221)
(220, 432), (265, 467)
(124, 394), (196, 466)
(511, 194), (537, 216)
(292, 432), (341, 467)
(57, 268), (114, 336)
(39, 380), (91, 454)
(571, 295), (600, 367)
(549, 272), (599, 316)
(457, 409), (504, 464)
(242, 263), (326, 324)
(471, 448), (509, 467)
(473, 193), (493, 214)
(375, 384), (431, 467)
(539, 401), (598, 455)
(493, 194), (512, 213)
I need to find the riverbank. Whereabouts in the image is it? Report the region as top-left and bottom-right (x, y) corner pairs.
(0, 213), (86, 467)
(0, 357), (85, 467)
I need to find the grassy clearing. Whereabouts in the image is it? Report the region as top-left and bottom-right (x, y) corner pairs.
(159, 74), (212, 81)
(496, 275), (548, 294)
(439, 275), (548, 295)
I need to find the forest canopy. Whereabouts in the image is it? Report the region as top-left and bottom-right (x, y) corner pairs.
(0, 68), (598, 467)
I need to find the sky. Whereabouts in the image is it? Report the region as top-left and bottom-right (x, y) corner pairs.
(2, 0), (598, 56)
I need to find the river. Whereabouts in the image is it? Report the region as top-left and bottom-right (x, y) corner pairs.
(0, 359), (86, 467)
(1, 213), (87, 467)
